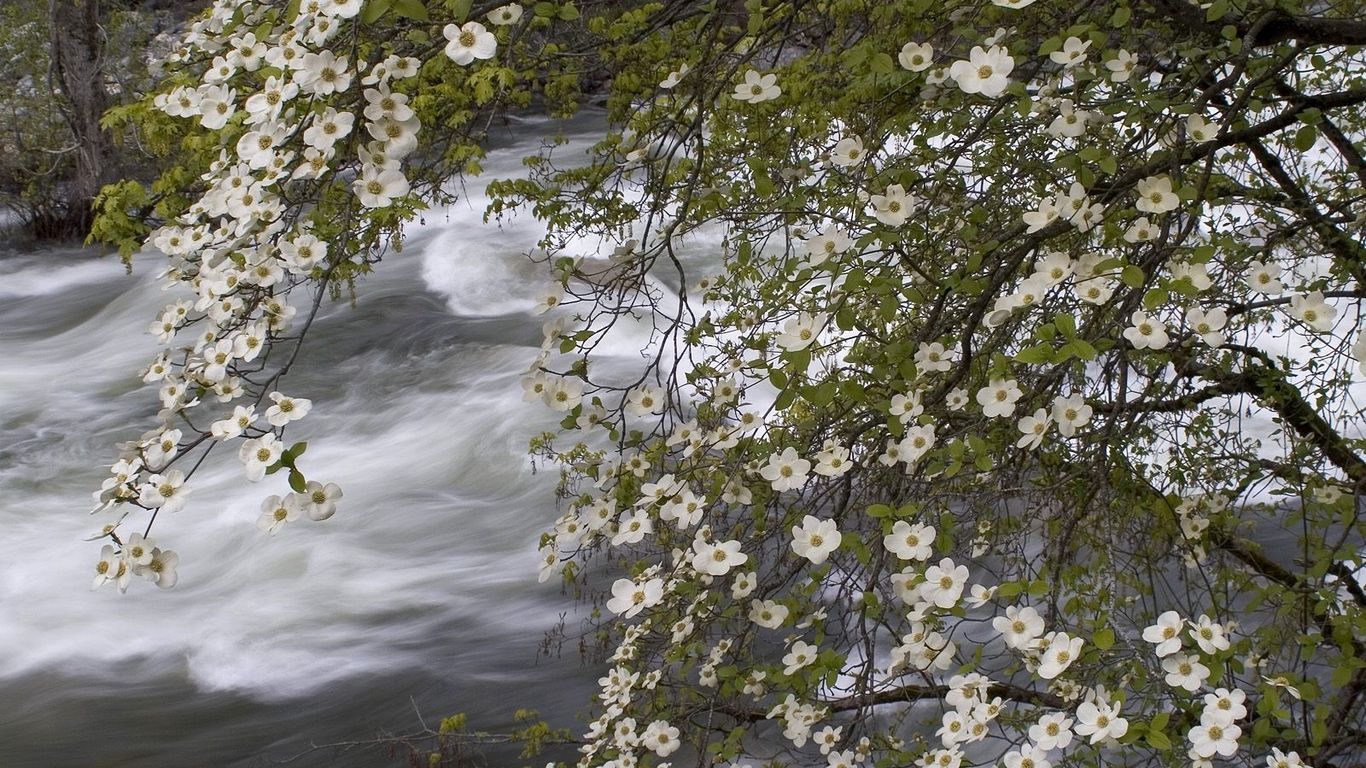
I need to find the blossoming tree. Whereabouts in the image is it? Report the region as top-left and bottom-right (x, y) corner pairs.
(89, 0), (1366, 766)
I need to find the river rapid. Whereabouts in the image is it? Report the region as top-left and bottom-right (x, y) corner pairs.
(0, 114), (623, 767)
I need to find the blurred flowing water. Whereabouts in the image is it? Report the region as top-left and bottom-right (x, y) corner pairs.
(0, 114), (620, 767)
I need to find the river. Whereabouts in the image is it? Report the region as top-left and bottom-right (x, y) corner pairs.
(0, 114), (618, 767)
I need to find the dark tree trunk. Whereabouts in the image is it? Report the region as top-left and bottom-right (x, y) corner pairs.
(48, 0), (114, 237)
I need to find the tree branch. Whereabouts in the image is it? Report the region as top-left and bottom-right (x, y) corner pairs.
(1179, 352), (1366, 490)
(1147, 0), (1366, 47)
(710, 681), (1067, 724)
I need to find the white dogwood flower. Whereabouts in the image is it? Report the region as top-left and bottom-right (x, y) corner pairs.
(443, 22), (497, 65)
(791, 515), (842, 564)
(949, 45), (1013, 97)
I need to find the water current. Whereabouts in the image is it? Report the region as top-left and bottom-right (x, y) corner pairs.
(0, 114), (619, 767)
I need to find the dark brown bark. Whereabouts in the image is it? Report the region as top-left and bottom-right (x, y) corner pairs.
(1148, 0), (1366, 47)
(48, 0), (114, 237)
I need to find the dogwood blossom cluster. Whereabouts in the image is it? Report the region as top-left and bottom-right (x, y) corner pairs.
(98, 0), (1366, 763)
(514, 2), (1363, 754)
(88, 0), (524, 587)
(536, 34), (1364, 768)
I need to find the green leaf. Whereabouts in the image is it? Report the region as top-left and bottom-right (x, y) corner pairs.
(938, 513), (955, 549)
(1015, 344), (1054, 365)
(284, 441), (308, 462)
(1120, 264), (1146, 288)
(1055, 313), (1077, 338)
(774, 388), (796, 411)
(1205, 0), (1229, 20)
(839, 380), (865, 402)
(288, 469), (308, 493)
(1253, 718), (1273, 743)
(736, 240), (753, 265)
(1311, 717), (1327, 746)
(1294, 125), (1317, 152)
(1146, 729), (1172, 750)
(1110, 6), (1131, 27)
(361, 0), (394, 23)
(533, 2), (556, 17)
(1093, 257), (1125, 273)
(835, 307), (855, 331)
(1093, 627), (1115, 650)
(898, 357), (918, 381)
(867, 504), (893, 519)
(1142, 287), (1169, 311)
(392, 0), (429, 20)
(808, 381), (837, 407)
(1150, 712), (1171, 732)
(1061, 339), (1098, 361)
(1170, 279), (1200, 298)
(446, 0), (472, 20)
(558, 3), (580, 21)
(843, 44), (869, 68)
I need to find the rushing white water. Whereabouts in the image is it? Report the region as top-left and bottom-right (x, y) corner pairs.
(0, 115), (619, 767)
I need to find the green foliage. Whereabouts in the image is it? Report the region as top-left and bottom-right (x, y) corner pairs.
(88, 181), (153, 261)
(0, 3), (183, 240)
(511, 709), (575, 759)
(0, 3), (81, 236)
(89, 0), (1366, 766)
